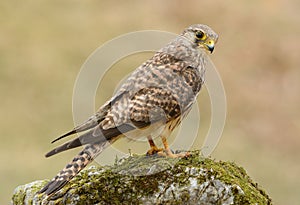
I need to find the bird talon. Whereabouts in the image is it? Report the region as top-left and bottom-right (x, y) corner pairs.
(146, 146), (164, 156)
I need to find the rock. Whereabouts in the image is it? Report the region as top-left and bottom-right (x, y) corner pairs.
(12, 150), (272, 205)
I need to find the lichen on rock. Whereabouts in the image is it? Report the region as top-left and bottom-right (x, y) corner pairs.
(12, 150), (272, 205)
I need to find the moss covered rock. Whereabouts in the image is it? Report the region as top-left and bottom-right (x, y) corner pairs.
(12, 150), (272, 205)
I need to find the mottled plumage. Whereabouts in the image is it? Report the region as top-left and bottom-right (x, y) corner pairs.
(39, 24), (219, 196)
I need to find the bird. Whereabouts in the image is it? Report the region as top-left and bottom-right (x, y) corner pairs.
(39, 24), (219, 196)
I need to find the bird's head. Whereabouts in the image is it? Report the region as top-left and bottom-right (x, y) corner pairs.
(182, 24), (219, 53)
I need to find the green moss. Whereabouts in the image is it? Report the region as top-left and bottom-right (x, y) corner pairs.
(12, 180), (49, 205)
(12, 150), (272, 204)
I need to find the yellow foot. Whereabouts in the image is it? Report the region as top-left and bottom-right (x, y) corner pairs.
(146, 146), (164, 155)
(157, 150), (190, 158)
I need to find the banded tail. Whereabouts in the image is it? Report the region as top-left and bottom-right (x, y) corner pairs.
(39, 142), (109, 195)
(39, 124), (135, 196)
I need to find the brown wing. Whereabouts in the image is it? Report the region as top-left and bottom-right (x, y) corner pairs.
(128, 86), (181, 126)
(100, 52), (202, 130)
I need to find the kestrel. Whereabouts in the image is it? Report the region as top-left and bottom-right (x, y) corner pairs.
(39, 24), (219, 196)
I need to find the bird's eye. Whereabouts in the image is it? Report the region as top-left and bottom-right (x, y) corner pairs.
(195, 31), (205, 40)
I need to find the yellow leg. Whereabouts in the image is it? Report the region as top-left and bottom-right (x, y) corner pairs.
(157, 132), (190, 158)
(146, 136), (163, 155)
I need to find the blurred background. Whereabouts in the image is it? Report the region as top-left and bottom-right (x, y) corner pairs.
(1, 0), (299, 204)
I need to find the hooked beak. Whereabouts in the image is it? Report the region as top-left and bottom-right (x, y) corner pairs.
(204, 39), (215, 53)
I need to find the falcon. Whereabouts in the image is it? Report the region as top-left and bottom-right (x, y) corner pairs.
(39, 24), (219, 196)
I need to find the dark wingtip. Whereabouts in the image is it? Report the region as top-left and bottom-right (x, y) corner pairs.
(51, 130), (77, 144)
(45, 137), (83, 158)
(45, 150), (56, 158)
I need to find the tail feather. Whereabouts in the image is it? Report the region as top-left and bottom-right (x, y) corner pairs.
(40, 124), (138, 195)
(39, 142), (110, 196)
